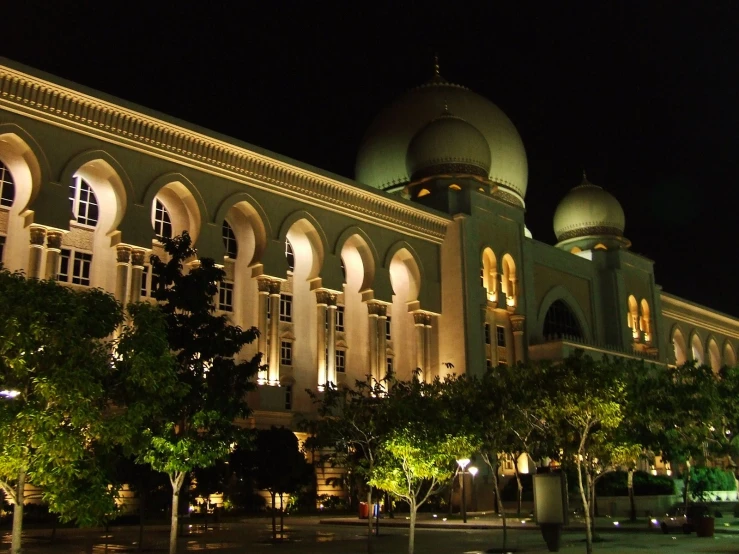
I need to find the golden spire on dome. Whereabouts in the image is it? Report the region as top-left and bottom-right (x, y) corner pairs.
(434, 54), (440, 78)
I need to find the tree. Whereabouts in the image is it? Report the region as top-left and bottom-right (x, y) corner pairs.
(536, 353), (630, 554)
(713, 364), (739, 494)
(369, 374), (479, 554)
(141, 232), (260, 554)
(0, 270), (175, 554)
(450, 364), (549, 551)
(629, 361), (718, 507)
(304, 373), (391, 544)
(248, 427), (313, 539)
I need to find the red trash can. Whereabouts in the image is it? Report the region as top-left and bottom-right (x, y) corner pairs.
(359, 502), (369, 519)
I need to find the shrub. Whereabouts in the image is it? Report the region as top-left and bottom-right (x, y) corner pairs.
(595, 471), (675, 496)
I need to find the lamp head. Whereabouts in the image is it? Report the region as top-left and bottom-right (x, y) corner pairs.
(456, 458), (470, 469)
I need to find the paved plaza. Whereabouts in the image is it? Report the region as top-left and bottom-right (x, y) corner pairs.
(3, 516), (739, 553)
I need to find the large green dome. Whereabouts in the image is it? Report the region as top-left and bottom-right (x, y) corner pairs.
(405, 110), (492, 181)
(553, 175), (626, 242)
(355, 77), (528, 201)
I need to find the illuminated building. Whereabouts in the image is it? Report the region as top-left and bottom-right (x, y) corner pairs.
(1, 57), (737, 478)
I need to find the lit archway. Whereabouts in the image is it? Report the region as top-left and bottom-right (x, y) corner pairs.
(707, 338), (721, 373)
(691, 332), (704, 365)
(640, 299), (652, 343)
(671, 327), (687, 365)
(388, 246), (423, 380)
(724, 342), (737, 368)
(627, 295), (639, 340)
(481, 247), (497, 302)
(501, 254), (517, 308)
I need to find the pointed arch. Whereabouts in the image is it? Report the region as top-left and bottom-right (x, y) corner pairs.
(278, 211), (327, 281)
(0, 123), (50, 212)
(214, 192), (270, 267)
(335, 226), (379, 293)
(706, 336), (721, 373)
(385, 241), (423, 303)
(537, 285), (591, 341)
(142, 173), (206, 244)
(59, 152), (132, 235)
(501, 253), (517, 308)
(481, 246), (498, 301)
(724, 341), (737, 367)
(671, 325), (687, 365)
(690, 331), (704, 365)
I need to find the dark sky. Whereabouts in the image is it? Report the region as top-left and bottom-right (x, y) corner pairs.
(4, 2), (738, 316)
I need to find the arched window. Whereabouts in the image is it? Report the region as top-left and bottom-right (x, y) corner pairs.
(0, 160), (15, 207)
(153, 199), (172, 240)
(69, 176), (99, 226)
(222, 219), (238, 259)
(672, 329), (687, 365)
(543, 300), (583, 340)
(501, 254), (517, 308)
(481, 248), (497, 302)
(627, 295), (639, 340)
(640, 299), (651, 343)
(285, 239), (295, 272)
(691, 333), (704, 364)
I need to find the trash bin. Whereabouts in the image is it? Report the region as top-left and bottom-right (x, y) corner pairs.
(359, 502), (369, 519)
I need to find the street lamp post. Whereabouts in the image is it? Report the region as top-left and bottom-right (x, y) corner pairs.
(457, 458), (470, 523)
(469, 466), (478, 513)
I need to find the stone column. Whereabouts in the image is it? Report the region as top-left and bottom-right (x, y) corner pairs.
(114, 245), (132, 304)
(376, 304), (388, 381)
(44, 230), (63, 280)
(129, 249), (146, 304)
(367, 302), (380, 384)
(257, 278), (271, 383)
(326, 293), (338, 387)
(28, 226), (46, 279)
(510, 315), (526, 365)
(315, 290), (330, 389)
(268, 280), (281, 385)
(413, 312), (426, 380)
(424, 314), (433, 381)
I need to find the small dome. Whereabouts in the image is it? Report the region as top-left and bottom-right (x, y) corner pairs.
(355, 77), (528, 200)
(406, 110), (491, 181)
(553, 175), (626, 242)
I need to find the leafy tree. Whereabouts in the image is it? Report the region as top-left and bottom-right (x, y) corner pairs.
(714, 364), (739, 493)
(629, 361), (719, 507)
(536, 353), (630, 554)
(304, 373), (391, 543)
(369, 375), (478, 554)
(248, 427), (313, 539)
(0, 270), (175, 554)
(141, 232), (260, 554)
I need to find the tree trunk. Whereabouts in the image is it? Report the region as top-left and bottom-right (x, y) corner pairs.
(271, 492), (277, 540)
(628, 468), (636, 522)
(576, 459), (593, 554)
(11, 469), (26, 554)
(514, 463), (523, 516)
(589, 472), (597, 540)
(683, 460), (691, 508)
(169, 471), (186, 554)
(408, 500), (417, 554)
(367, 487), (373, 541)
(279, 493), (284, 537)
(491, 462), (508, 549)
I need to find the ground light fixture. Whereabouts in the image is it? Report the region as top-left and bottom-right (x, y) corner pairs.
(0, 390), (20, 399)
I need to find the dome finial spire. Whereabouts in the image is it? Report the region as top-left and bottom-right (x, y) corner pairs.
(434, 53), (441, 78)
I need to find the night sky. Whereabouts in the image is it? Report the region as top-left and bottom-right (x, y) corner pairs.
(4, 2), (738, 316)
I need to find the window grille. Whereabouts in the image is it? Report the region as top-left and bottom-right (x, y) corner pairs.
(153, 199), (172, 240)
(222, 220), (238, 259)
(0, 161), (15, 207)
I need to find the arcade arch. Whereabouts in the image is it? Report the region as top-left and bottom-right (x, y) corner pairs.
(691, 332), (704, 365)
(671, 327), (687, 365)
(724, 342), (737, 367)
(481, 247), (497, 302)
(501, 254), (517, 308)
(389, 245), (423, 380)
(707, 337), (721, 373)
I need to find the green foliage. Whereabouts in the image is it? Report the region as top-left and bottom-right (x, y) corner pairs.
(0, 269), (175, 527)
(594, 470), (675, 496)
(248, 427), (313, 497)
(689, 467), (735, 499)
(141, 232), (260, 487)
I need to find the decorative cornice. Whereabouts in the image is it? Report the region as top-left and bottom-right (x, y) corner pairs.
(0, 63), (450, 244)
(661, 293), (739, 339)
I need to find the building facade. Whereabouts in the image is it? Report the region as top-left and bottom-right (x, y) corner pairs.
(0, 57), (737, 447)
